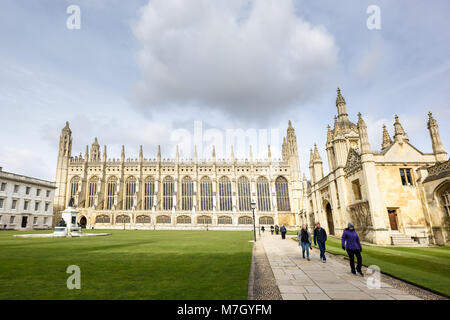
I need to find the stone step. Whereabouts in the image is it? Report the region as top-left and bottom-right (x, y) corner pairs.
(390, 232), (417, 246)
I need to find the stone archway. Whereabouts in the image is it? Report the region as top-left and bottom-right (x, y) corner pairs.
(79, 216), (87, 229)
(325, 203), (335, 235)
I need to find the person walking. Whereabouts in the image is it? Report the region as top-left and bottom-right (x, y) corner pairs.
(280, 225), (287, 239)
(261, 226), (265, 233)
(341, 222), (363, 276)
(297, 224), (312, 260)
(313, 222), (327, 263)
(275, 225), (279, 235)
(270, 225), (274, 235)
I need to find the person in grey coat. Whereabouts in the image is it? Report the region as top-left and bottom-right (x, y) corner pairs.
(298, 224), (312, 260)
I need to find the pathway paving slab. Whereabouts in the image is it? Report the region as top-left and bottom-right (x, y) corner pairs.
(259, 233), (422, 300)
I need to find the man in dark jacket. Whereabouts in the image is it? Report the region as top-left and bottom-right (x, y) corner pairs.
(341, 222), (363, 276)
(313, 222), (327, 263)
(280, 225), (287, 239)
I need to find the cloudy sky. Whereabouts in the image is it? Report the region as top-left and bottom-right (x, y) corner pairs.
(0, 0), (449, 180)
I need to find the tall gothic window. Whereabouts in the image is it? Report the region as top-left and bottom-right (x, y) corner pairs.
(163, 176), (174, 210)
(69, 176), (80, 205)
(257, 176), (271, 211)
(275, 176), (290, 211)
(238, 176), (251, 211)
(200, 176), (213, 211)
(88, 176), (98, 208)
(106, 177), (117, 210)
(144, 176), (155, 210)
(125, 176), (136, 210)
(182, 176), (194, 211)
(219, 176), (232, 211)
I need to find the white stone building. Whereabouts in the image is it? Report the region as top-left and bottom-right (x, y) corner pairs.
(305, 89), (449, 245)
(0, 167), (56, 230)
(53, 122), (306, 230)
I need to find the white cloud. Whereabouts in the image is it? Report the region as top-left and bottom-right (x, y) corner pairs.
(132, 0), (338, 120)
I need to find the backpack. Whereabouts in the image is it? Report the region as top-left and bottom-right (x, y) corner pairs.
(301, 230), (309, 242)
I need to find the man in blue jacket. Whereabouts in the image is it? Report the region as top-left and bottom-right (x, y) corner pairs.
(341, 222), (363, 276)
(313, 222), (327, 263)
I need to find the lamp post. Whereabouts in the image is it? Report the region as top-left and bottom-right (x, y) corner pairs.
(251, 200), (257, 242)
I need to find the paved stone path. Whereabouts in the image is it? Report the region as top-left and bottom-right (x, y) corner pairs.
(260, 233), (421, 300)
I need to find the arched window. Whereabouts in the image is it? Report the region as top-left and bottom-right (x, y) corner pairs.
(200, 177), (213, 211)
(219, 176), (232, 211)
(106, 176), (117, 210)
(125, 176), (136, 210)
(136, 215), (151, 224)
(163, 176), (174, 211)
(69, 176), (80, 206)
(156, 215), (171, 224)
(182, 176), (194, 211)
(238, 216), (253, 225)
(144, 176), (155, 210)
(257, 177), (271, 211)
(238, 176), (251, 211)
(116, 215), (130, 224)
(276, 176), (291, 212)
(197, 215), (212, 224)
(177, 215), (191, 224)
(95, 215), (110, 224)
(218, 216), (232, 225)
(259, 216), (274, 225)
(88, 176), (98, 208)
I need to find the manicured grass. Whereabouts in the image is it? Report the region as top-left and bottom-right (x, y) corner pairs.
(291, 235), (450, 297)
(0, 230), (253, 299)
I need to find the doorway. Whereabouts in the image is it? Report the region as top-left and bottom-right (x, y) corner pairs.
(325, 203), (335, 235)
(79, 216), (87, 229)
(387, 209), (398, 230)
(21, 216), (28, 228)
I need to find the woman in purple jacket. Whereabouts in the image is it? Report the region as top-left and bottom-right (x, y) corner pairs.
(341, 222), (363, 276)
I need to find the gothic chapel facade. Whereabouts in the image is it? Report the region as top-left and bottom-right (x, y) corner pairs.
(53, 121), (306, 230)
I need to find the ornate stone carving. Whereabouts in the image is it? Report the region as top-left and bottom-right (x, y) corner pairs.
(424, 159), (450, 183)
(344, 148), (362, 176)
(347, 201), (372, 240)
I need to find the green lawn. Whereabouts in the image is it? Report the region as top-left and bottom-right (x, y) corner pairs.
(291, 234), (450, 296)
(0, 230), (253, 299)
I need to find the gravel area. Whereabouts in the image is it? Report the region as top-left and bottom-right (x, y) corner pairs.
(248, 240), (282, 300)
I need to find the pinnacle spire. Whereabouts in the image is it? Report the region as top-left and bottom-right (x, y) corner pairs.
(427, 111), (446, 158)
(336, 87), (348, 118)
(313, 143), (322, 162)
(357, 112), (371, 154)
(381, 124), (392, 150)
(393, 115), (409, 142)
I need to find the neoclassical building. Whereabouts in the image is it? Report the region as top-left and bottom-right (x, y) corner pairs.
(53, 121), (306, 230)
(303, 89), (449, 245)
